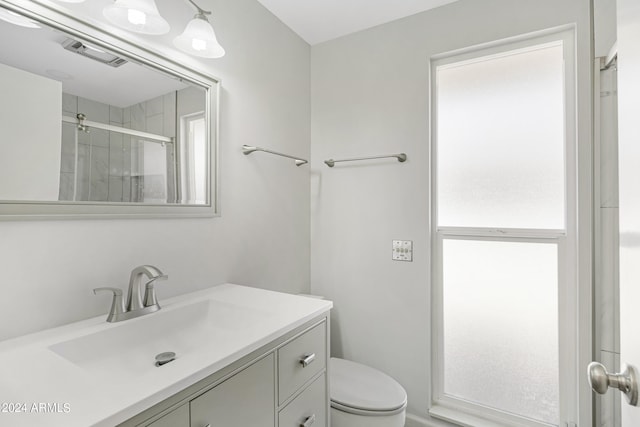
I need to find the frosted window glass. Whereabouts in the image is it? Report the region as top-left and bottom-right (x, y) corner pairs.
(443, 239), (559, 424)
(437, 44), (565, 229)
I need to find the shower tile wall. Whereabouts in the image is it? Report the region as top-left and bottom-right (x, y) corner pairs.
(108, 105), (125, 203)
(83, 97), (109, 202)
(124, 92), (177, 203)
(162, 92), (177, 202)
(59, 120), (75, 200)
(59, 92), (177, 203)
(122, 103), (140, 202)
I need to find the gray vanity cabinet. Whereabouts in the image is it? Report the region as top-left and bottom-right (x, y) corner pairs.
(122, 315), (329, 427)
(190, 354), (275, 427)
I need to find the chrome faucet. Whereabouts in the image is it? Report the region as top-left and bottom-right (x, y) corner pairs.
(94, 265), (168, 322)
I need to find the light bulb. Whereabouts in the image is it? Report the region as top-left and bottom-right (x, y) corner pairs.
(127, 8), (146, 26)
(192, 38), (206, 51)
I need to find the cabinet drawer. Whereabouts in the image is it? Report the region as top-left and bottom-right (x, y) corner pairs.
(278, 322), (326, 404)
(279, 374), (327, 427)
(190, 354), (275, 427)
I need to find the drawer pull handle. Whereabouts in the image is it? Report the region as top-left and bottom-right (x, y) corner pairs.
(299, 353), (316, 367)
(300, 414), (316, 427)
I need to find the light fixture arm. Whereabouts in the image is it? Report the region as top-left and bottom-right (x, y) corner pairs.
(185, 0), (212, 18)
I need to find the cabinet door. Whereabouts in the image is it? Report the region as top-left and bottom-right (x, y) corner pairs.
(145, 404), (189, 427)
(190, 354), (275, 427)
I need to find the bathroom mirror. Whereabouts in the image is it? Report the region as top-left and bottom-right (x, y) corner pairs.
(0, 1), (219, 219)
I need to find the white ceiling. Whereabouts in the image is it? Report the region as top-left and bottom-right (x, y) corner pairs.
(255, 0), (460, 45)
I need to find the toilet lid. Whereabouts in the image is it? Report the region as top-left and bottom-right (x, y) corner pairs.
(330, 357), (407, 412)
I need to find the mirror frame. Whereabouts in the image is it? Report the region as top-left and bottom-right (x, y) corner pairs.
(0, 0), (220, 220)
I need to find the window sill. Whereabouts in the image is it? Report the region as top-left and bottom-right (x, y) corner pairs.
(429, 403), (553, 427)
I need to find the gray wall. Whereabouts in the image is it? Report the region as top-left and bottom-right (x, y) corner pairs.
(595, 0), (617, 57)
(0, 63), (61, 200)
(0, 0), (310, 341)
(309, 0), (592, 423)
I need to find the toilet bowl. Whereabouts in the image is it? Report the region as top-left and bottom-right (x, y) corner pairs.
(330, 357), (407, 427)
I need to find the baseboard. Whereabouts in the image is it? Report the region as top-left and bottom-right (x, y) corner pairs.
(406, 413), (429, 427)
(405, 412), (454, 427)
(406, 413), (434, 427)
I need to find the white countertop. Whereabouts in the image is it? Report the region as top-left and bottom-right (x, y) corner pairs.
(0, 284), (332, 426)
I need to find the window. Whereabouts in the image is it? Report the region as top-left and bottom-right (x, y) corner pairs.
(430, 29), (577, 427)
(179, 112), (207, 204)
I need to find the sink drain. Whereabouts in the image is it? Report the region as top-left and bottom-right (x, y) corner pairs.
(155, 351), (176, 367)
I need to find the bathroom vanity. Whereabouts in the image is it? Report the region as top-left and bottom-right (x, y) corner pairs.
(0, 284), (331, 427)
(121, 309), (328, 427)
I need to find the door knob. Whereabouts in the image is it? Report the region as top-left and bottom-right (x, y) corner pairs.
(588, 361), (639, 406)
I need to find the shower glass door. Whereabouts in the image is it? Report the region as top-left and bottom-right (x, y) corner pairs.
(58, 114), (176, 204)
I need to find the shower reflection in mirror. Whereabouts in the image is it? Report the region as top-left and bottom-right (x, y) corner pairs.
(57, 87), (206, 204)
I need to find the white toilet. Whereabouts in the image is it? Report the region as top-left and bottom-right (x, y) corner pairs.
(330, 357), (407, 427)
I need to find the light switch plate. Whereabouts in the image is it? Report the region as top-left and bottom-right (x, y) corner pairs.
(392, 240), (413, 261)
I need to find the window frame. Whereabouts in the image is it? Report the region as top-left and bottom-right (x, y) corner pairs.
(429, 27), (578, 427)
(178, 111), (208, 205)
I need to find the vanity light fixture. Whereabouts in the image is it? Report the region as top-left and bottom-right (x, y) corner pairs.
(103, 0), (170, 35)
(173, 0), (225, 58)
(0, 8), (41, 28)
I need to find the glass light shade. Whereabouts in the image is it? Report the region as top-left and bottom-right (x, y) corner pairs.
(103, 0), (169, 35)
(0, 8), (40, 28)
(55, 0), (86, 3)
(173, 17), (225, 59)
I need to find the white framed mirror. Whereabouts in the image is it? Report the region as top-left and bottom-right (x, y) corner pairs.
(0, 0), (219, 219)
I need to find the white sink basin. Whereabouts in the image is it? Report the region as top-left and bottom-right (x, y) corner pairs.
(49, 298), (269, 380)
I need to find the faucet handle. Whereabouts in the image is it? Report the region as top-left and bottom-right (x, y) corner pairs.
(93, 287), (125, 322)
(143, 275), (168, 308)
